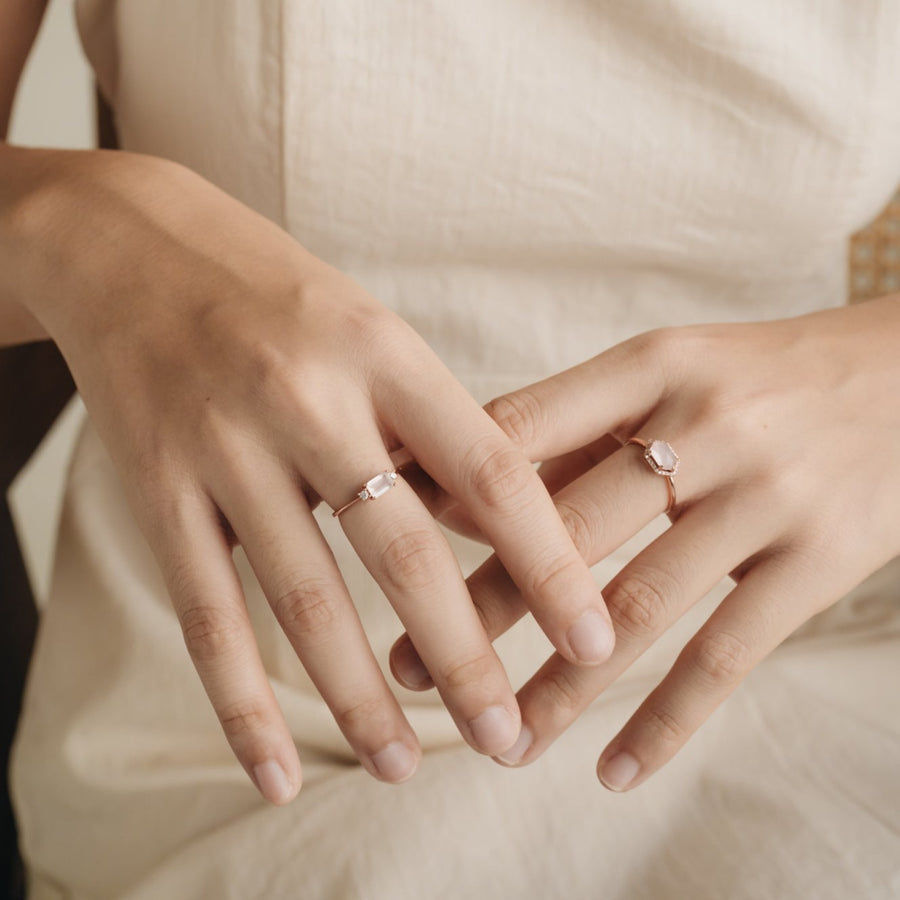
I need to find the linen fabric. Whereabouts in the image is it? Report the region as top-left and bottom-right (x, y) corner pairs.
(12, 1), (900, 897)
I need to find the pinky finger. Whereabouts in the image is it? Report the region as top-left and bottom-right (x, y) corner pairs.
(596, 555), (827, 793)
(153, 493), (302, 805)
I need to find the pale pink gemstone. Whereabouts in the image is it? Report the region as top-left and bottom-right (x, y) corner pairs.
(647, 440), (679, 475)
(364, 471), (397, 499)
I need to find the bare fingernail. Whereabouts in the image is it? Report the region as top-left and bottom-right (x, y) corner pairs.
(599, 752), (640, 792)
(371, 742), (418, 783)
(393, 640), (432, 688)
(253, 759), (296, 805)
(468, 705), (519, 755)
(567, 610), (615, 663)
(496, 726), (533, 766)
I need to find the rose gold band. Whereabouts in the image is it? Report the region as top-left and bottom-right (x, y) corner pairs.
(626, 437), (678, 514)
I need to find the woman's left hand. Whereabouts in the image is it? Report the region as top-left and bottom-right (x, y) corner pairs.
(392, 294), (900, 790)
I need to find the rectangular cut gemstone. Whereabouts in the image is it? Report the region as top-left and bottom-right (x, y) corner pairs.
(648, 440), (678, 474)
(365, 471), (396, 499)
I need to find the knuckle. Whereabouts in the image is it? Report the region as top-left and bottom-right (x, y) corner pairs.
(438, 651), (495, 693)
(540, 665), (586, 715)
(556, 499), (595, 559)
(468, 441), (535, 511)
(245, 334), (295, 400)
(483, 390), (543, 449)
(642, 707), (686, 745)
(791, 521), (845, 578)
(605, 571), (670, 640)
(691, 384), (738, 431)
(626, 327), (680, 367)
(527, 554), (585, 603)
(273, 578), (341, 643)
(282, 378), (345, 446)
(364, 318), (433, 392)
(332, 693), (385, 734)
(241, 347), (342, 443)
(755, 462), (809, 521)
(693, 383), (772, 447)
(688, 630), (753, 685)
(620, 325), (699, 392)
(218, 701), (269, 740)
(180, 604), (245, 664)
(380, 528), (447, 592)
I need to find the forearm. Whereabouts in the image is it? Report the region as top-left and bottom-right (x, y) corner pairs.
(0, 0), (49, 140)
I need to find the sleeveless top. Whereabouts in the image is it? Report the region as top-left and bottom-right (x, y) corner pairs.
(12, 2), (900, 897)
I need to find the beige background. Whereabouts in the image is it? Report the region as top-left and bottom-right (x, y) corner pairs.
(8, 0), (91, 604)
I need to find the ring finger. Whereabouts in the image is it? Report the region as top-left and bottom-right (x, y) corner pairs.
(312, 433), (523, 758)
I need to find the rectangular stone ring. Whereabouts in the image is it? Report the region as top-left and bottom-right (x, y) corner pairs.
(625, 438), (679, 514)
(332, 469), (400, 518)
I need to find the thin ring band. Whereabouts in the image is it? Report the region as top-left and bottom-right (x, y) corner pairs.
(332, 469), (400, 518)
(625, 438), (678, 514)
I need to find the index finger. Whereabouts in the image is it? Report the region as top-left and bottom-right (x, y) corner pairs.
(379, 357), (615, 666)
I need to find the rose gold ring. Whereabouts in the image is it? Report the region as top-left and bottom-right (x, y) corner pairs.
(626, 438), (679, 514)
(332, 469), (400, 518)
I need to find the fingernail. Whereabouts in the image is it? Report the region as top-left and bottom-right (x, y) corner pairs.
(371, 742), (418, 782)
(567, 610), (615, 663)
(394, 641), (431, 688)
(468, 705), (519, 755)
(599, 752), (640, 792)
(496, 725), (533, 766)
(253, 759), (295, 805)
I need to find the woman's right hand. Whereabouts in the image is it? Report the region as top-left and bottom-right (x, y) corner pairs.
(1, 146), (615, 802)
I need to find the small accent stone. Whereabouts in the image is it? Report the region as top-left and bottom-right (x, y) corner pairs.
(646, 440), (679, 475)
(364, 471), (397, 500)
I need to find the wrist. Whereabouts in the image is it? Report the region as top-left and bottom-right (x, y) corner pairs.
(0, 144), (187, 346)
(0, 142), (53, 342)
(0, 143), (100, 339)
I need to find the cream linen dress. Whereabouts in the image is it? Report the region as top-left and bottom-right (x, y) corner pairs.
(11, 2), (900, 898)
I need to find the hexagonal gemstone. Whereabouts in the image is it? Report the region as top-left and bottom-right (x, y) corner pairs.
(362, 470), (398, 500)
(646, 440), (679, 475)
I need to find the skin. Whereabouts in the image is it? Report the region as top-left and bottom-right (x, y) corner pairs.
(392, 297), (900, 790)
(1, 2), (615, 804)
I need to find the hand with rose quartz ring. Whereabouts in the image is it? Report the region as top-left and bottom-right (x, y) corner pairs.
(2, 146), (619, 805)
(390, 295), (900, 790)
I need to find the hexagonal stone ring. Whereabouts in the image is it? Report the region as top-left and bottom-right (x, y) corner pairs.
(332, 469), (400, 518)
(625, 438), (679, 514)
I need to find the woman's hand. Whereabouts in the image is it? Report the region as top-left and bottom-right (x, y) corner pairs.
(392, 296), (900, 790)
(1, 146), (615, 802)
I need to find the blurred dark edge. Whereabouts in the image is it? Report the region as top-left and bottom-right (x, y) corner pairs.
(1, 82), (116, 900)
(0, 344), (75, 900)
